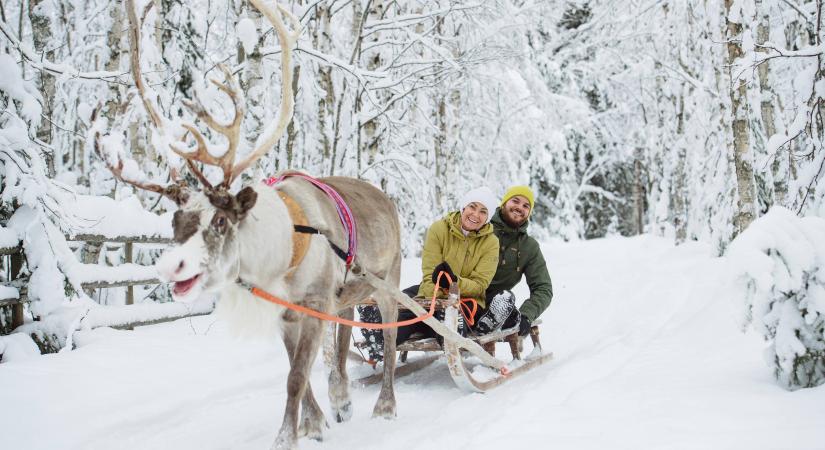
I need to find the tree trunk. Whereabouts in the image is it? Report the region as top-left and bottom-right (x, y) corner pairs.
(28, 0), (55, 176)
(241, 6), (265, 153)
(434, 95), (448, 210)
(434, 14), (461, 211)
(285, 65), (301, 170)
(754, 0), (786, 205)
(363, 0), (385, 172)
(632, 146), (645, 235)
(673, 92), (688, 244)
(313, 2), (335, 176)
(97, 2), (126, 187)
(808, 1), (825, 146)
(351, 0), (364, 175)
(725, 0), (757, 236)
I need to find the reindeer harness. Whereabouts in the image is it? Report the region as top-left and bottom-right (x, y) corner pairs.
(265, 173), (358, 270)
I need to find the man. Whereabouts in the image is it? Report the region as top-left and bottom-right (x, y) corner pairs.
(486, 185), (553, 336)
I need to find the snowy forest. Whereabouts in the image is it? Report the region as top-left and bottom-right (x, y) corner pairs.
(1, 0), (825, 396)
(2, 0), (823, 246)
(1, 1), (825, 448)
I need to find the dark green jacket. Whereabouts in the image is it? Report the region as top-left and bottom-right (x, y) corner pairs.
(487, 208), (553, 322)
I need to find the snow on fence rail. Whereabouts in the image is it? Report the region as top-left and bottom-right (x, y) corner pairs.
(65, 233), (174, 305)
(1, 233), (212, 339)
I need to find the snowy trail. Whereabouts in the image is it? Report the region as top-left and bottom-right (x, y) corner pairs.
(2, 236), (824, 450)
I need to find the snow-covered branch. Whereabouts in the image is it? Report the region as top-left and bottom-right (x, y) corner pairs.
(0, 20), (129, 84)
(753, 42), (825, 64)
(362, 3), (485, 36)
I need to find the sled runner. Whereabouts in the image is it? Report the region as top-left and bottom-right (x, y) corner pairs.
(350, 265), (554, 393)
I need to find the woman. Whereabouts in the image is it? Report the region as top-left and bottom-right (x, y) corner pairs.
(414, 186), (500, 308)
(360, 186), (516, 361)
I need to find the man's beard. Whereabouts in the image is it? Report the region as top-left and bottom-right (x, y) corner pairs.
(502, 207), (527, 228)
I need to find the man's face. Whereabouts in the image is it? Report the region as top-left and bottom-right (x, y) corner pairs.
(501, 195), (531, 227)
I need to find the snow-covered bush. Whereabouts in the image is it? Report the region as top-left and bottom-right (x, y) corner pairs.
(0, 52), (90, 315)
(726, 207), (825, 390)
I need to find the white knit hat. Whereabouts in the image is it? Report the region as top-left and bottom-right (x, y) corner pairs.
(458, 186), (498, 223)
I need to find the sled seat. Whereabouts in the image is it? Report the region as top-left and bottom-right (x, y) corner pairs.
(395, 320), (542, 362)
(357, 296), (543, 362)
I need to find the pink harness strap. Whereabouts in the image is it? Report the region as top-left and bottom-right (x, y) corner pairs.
(265, 172), (358, 267)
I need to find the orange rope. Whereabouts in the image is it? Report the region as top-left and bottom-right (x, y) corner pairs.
(247, 271), (456, 330)
(458, 298), (478, 326)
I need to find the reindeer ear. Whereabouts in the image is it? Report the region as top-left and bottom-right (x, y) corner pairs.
(166, 184), (190, 206)
(235, 186), (258, 220)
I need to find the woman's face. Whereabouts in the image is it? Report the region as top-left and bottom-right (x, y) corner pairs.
(460, 202), (489, 232)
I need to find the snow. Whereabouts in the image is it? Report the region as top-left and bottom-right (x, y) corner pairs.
(238, 17), (258, 55)
(68, 263), (159, 284)
(0, 333), (40, 362)
(1, 236), (823, 449)
(8, 206), (73, 316)
(725, 207), (825, 389)
(79, 299), (215, 329)
(68, 193), (173, 240)
(0, 224), (19, 249)
(0, 53), (42, 125)
(0, 285), (19, 300)
(76, 102), (94, 126)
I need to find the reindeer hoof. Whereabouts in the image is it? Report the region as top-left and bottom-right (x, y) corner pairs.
(298, 422), (325, 442)
(371, 401), (397, 420)
(333, 401), (353, 423)
(270, 432), (296, 450)
(298, 413), (328, 441)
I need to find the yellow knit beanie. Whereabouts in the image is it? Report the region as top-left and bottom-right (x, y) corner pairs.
(501, 185), (535, 217)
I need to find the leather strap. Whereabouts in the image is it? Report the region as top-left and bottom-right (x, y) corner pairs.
(278, 191), (312, 270)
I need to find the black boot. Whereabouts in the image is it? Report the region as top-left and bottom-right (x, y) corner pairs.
(473, 290), (516, 335)
(357, 305), (384, 362)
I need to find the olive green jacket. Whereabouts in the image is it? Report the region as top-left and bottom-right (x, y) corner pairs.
(417, 212), (499, 307)
(487, 208), (553, 322)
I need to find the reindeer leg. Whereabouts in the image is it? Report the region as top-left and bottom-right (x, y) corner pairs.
(372, 294), (398, 419)
(282, 318), (328, 442)
(290, 328), (328, 441)
(273, 317), (325, 449)
(298, 379), (328, 440)
(328, 307), (354, 422)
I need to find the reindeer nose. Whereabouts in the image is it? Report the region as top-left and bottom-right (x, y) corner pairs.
(176, 260), (185, 274)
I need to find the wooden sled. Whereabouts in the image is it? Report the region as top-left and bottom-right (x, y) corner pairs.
(349, 266), (553, 393)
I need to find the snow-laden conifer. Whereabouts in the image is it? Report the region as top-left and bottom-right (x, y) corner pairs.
(727, 207), (825, 389)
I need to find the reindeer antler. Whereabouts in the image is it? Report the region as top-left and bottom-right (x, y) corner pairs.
(96, 0), (299, 197)
(92, 129), (188, 204)
(170, 1), (299, 189)
(92, 0), (184, 201)
(169, 64), (245, 190)
(228, 0), (300, 185)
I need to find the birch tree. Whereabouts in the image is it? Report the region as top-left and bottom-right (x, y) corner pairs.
(726, 0), (758, 236)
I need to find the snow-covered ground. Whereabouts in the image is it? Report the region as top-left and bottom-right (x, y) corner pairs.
(1, 235), (823, 450)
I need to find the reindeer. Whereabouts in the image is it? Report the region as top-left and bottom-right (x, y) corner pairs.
(95, 1), (401, 448)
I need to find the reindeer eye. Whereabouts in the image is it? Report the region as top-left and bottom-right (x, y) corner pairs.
(212, 215), (228, 234)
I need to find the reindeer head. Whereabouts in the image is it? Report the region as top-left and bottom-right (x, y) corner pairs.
(94, 0), (299, 301)
(155, 186), (258, 301)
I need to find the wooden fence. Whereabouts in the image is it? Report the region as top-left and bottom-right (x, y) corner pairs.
(1, 235), (212, 336)
(69, 233), (172, 306)
(0, 244), (25, 335)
